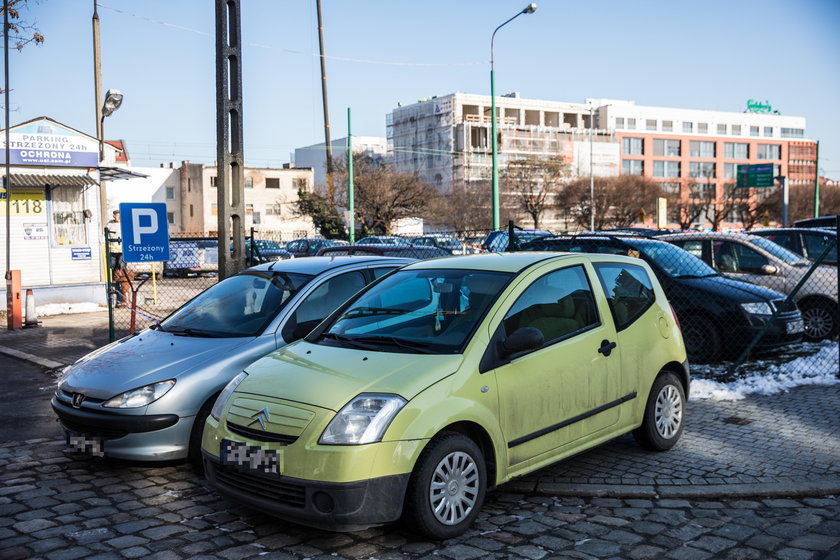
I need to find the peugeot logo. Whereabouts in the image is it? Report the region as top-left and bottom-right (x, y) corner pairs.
(247, 407), (270, 430)
(71, 393), (85, 409)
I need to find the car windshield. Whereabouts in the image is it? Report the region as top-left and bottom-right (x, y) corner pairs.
(315, 268), (512, 354)
(750, 237), (810, 266)
(160, 271), (313, 337)
(624, 239), (719, 278)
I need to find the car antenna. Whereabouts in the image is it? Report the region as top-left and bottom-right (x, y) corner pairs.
(268, 260), (278, 270)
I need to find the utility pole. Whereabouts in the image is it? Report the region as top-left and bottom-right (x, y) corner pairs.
(347, 108), (354, 244)
(215, 0), (246, 279)
(813, 140), (820, 218)
(316, 0), (334, 199)
(92, 0), (109, 284)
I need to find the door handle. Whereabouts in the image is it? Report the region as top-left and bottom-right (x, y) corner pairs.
(598, 339), (617, 357)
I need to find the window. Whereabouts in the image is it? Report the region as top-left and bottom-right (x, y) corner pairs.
(266, 204), (282, 216)
(622, 137), (644, 156)
(593, 263), (655, 331)
(282, 271), (367, 342)
(724, 142), (749, 159)
(683, 122), (693, 133)
(615, 117), (625, 129)
(622, 159), (644, 175)
(698, 123), (708, 134)
(265, 178), (280, 189)
(731, 125), (742, 135)
(802, 232), (837, 262)
(662, 120), (673, 132)
(689, 182), (715, 199)
(626, 118), (636, 130)
(50, 186), (87, 246)
(293, 177), (309, 190)
(689, 161), (716, 179)
(210, 176), (217, 187)
(750, 126), (759, 137)
(653, 139), (681, 156)
(245, 203), (254, 215)
(167, 212), (174, 224)
(660, 182), (681, 195)
(717, 124), (727, 135)
(653, 161), (680, 178)
(764, 126), (773, 137)
(781, 128), (804, 139)
(245, 177), (254, 189)
(724, 163), (739, 180)
(211, 203), (218, 216)
(690, 141), (715, 158)
(757, 144), (781, 160)
(646, 119), (657, 131)
(713, 241), (769, 274)
(166, 187), (175, 200)
(503, 266), (598, 345)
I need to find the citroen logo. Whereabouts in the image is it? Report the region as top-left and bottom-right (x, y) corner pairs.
(72, 393), (85, 409)
(247, 407), (270, 430)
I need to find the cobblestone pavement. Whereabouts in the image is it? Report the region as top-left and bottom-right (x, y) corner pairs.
(1, 438), (839, 560)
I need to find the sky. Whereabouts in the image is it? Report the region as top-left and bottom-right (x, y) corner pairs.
(6, 0), (840, 178)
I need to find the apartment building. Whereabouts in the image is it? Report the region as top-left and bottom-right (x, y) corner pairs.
(294, 136), (390, 188)
(388, 92), (619, 194)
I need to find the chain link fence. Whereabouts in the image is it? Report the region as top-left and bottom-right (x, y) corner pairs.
(105, 222), (838, 381)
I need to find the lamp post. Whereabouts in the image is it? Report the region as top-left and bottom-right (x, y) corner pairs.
(99, 89), (123, 162)
(490, 3), (536, 230)
(589, 105), (595, 231)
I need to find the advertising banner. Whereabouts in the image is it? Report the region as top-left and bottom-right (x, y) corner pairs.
(0, 120), (98, 167)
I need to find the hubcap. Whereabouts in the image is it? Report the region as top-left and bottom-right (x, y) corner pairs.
(429, 451), (479, 525)
(803, 306), (833, 340)
(654, 385), (683, 439)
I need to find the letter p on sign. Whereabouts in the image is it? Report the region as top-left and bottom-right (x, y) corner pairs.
(131, 208), (158, 244)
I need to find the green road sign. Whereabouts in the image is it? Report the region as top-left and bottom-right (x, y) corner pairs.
(736, 164), (775, 188)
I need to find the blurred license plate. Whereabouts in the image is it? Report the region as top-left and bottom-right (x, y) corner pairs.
(66, 431), (105, 457)
(787, 320), (804, 334)
(220, 440), (279, 474)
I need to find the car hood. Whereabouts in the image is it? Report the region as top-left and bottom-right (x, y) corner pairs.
(236, 341), (464, 412)
(60, 330), (254, 398)
(676, 274), (785, 302)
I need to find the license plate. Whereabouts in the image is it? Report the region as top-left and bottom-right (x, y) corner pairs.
(220, 440), (279, 475)
(66, 432), (105, 457)
(787, 319), (804, 334)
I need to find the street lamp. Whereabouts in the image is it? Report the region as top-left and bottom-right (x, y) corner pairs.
(98, 89), (123, 162)
(490, 3), (536, 230)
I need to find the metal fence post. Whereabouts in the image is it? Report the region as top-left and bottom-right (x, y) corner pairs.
(104, 227), (115, 342)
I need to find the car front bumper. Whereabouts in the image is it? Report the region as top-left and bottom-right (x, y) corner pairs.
(203, 451), (410, 532)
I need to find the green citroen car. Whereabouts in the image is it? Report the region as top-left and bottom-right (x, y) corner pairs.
(202, 253), (689, 538)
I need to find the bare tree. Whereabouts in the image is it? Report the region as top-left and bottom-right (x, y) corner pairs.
(1, 1), (44, 51)
(562, 175), (664, 230)
(667, 182), (707, 229)
(428, 180), (492, 234)
(501, 156), (569, 229)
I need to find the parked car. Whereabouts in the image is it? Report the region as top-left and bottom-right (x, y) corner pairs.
(356, 236), (410, 246)
(794, 215), (839, 229)
(202, 253), (688, 538)
(749, 228), (837, 266)
(522, 234), (804, 363)
(317, 244), (450, 258)
(410, 234), (476, 255)
(52, 256), (413, 464)
(285, 238), (347, 258)
(660, 232), (838, 340)
(482, 228), (552, 252)
(243, 239), (294, 266)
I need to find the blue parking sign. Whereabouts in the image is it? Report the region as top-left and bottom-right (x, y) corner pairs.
(119, 203), (170, 263)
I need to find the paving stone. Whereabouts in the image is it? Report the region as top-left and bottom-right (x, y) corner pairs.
(787, 534), (840, 551)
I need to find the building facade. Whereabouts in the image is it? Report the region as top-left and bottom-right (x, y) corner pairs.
(294, 136), (390, 188)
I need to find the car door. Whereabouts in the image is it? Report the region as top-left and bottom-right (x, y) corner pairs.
(711, 240), (786, 293)
(492, 263), (621, 466)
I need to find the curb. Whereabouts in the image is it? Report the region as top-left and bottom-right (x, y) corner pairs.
(503, 479), (840, 499)
(0, 345), (64, 370)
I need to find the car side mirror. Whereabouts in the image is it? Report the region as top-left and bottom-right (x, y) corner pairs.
(500, 327), (544, 357)
(761, 264), (778, 275)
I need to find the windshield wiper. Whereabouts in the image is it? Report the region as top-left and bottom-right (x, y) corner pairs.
(348, 335), (436, 354)
(319, 332), (382, 350)
(340, 306), (409, 318)
(149, 323), (166, 332)
(166, 327), (227, 338)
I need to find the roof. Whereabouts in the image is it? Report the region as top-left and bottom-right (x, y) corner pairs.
(244, 255), (414, 276)
(407, 252), (569, 273)
(104, 140), (129, 163)
(6, 173), (97, 187)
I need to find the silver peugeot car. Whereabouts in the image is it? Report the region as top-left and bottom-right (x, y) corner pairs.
(51, 256), (413, 464)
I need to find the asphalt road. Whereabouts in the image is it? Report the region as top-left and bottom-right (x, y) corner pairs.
(0, 357), (64, 444)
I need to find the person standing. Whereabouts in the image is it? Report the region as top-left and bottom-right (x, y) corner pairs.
(106, 210), (133, 303)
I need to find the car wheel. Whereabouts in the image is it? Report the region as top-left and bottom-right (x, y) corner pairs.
(680, 315), (721, 363)
(402, 432), (486, 540)
(800, 300), (838, 341)
(633, 371), (686, 451)
(188, 396), (216, 471)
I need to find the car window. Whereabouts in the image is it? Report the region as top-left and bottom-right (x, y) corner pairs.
(318, 269), (512, 354)
(750, 237), (809, 266)
(593, 263), (655, 331)
(503, 265), (598, 346)
(802, 232), (837, 262)
(713, 241), (768, 273)
(161, 271), (313, 337)
(282, 271), (367, 341)
(286, 240), (305, 252)
(676, 240), (703, 259)
(372, 266), (398, 280)
(761, 232), (796, 252)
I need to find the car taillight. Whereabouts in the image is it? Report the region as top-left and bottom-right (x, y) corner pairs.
(670, 304), (681, 331)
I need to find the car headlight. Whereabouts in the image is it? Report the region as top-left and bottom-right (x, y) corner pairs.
(741, 302), (773, 316)
(210, 372), (248, 420)
(102, 380), (175, 409)
(320, 393), (406, 445)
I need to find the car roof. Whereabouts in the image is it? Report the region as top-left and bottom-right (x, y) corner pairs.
(658, 231), (759, 241)
(404, 252), (580, 273)
(751, 228), (836, 235)
(244, 255), (414, 275)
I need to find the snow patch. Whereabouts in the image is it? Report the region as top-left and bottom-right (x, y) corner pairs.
(35, 303), (105, 316)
